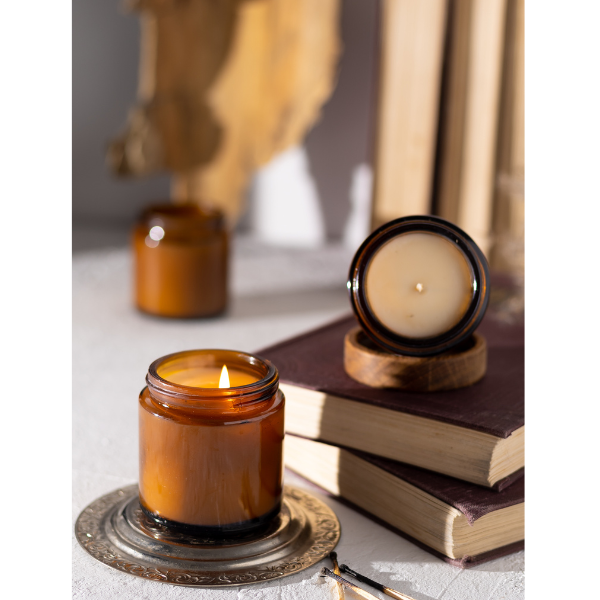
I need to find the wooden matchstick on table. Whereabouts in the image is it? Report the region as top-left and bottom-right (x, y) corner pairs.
(339, 564), (416, 600)
(321, 568), (380, 600)
(329, 552), (344, 599)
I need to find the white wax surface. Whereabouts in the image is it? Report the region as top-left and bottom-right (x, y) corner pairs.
(365, 232), (474, 338)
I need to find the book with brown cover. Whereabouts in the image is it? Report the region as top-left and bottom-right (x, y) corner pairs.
(285, 434), (524, 567)
(258, 313), (524, 487)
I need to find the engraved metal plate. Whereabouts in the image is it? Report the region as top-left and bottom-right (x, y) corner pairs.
(75, 484), (341, 587)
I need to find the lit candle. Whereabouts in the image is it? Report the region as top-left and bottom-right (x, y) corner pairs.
(138, 349), (284, 536)
(348, 216), (489, 356)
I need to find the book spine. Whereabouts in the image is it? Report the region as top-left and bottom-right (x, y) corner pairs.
(490, 0), (524, 275)
(371, 0), (448, 228)
(435, 0), (508, 255)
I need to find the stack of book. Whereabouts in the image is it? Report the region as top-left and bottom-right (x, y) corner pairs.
(259, 313), (524, 567)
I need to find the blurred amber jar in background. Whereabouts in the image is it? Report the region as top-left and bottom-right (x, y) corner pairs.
(133, 204), (228, 318)
(139, 349), (285, 536)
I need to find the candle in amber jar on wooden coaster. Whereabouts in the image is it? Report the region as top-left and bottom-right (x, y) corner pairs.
(139, 350), (284, 536)
(348, 216), (489, 357)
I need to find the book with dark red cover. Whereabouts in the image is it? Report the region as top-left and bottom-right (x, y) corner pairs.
(259, 313), (524, 438)
(258, 314), (525, 489)
(285, 436), (524, 567)
(352, 446), (524, 524)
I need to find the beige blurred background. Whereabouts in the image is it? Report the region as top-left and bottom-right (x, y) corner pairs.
(73, 0), (378, 251)
(73, 0), (523, 281)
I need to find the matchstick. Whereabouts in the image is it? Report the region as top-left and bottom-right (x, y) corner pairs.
(340, 564), (416, 600)
(320, 568), (380, 600)
(329, 552), (344, 599)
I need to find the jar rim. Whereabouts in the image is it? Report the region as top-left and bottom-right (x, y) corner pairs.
(139, 203), (224, 231)
(348, 215), (490, 356)
(146, 349), (279, 406)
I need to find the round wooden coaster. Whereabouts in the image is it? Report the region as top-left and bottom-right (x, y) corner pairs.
(344, 327), (487, 391)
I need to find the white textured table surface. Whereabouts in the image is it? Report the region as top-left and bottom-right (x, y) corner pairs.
(73, 238), (524, 600)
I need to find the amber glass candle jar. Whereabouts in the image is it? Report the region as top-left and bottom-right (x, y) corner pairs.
(139, 349), (285, 536)
(133, 204), (228, 318)
(348, 215), (489, 356)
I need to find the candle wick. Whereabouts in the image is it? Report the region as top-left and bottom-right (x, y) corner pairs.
(416, 283), (424, 293)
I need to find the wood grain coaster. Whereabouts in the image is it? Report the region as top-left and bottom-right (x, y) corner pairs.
(343, 327), (487, 392)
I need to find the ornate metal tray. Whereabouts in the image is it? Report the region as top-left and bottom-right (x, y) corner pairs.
(75, 484), (340, 587)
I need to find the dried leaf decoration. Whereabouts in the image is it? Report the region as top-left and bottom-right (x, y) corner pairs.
(108, 0), (342, 225)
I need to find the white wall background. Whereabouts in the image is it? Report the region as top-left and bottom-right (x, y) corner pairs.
(73, 0), (379, 247)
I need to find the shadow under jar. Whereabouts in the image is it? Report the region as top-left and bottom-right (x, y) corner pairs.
(133, 204), (228, 318)
(139, 350), (285, 537)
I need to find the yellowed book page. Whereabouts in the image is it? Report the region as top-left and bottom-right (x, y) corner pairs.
(281, 384), (524, 487)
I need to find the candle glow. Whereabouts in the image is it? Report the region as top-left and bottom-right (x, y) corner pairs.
(218, 364), (230, 388)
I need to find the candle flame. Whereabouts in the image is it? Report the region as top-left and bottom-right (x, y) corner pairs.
(218, 365), (230, 388)
(416, 283), (424, 293)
